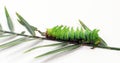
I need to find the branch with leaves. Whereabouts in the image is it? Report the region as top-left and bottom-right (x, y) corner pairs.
(0, 7), (120, 59)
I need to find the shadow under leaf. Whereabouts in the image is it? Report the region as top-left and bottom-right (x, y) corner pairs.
(41, 45), (81, 63)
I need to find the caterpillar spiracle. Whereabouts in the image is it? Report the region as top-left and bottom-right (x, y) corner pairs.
(46, 25), (101, 47)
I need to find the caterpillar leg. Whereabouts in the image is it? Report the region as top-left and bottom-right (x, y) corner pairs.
(91, 40), (101, 49)
(91, 46), (96, 49)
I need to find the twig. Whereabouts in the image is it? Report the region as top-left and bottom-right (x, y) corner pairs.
(0, 30), (43, 39)
(0, 30), (120, 51)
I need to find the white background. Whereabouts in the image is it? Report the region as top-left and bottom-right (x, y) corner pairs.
(0, 0), (120, 63)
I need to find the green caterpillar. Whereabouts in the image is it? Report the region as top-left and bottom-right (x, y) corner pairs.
(46, 25), (100, 47)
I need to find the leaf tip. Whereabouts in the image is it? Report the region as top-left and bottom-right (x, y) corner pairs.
(78, 19), (83, 24)
(16, 12), (19, 16)
(34, 55), (42, 58)
(4, 6), (6, 10)
(23, 51), (28, 53)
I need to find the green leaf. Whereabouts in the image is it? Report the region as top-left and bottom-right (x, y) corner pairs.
(0, 37), (33, 49)
(24, 43), (67, 53)
(0, 24), (2, 30)
(16, 13), (36, 36)
(17, 19), (37, 31)
(0, 35), (12, 37)
(79, 20), (90, 31)
(0, 24), (3, 35)
(30, 25), (37, 31)
(79, 20), (107, 46)
(35, 44), (80, 58)
(4, 7), (14, 32)
(20, 31), (26, 34)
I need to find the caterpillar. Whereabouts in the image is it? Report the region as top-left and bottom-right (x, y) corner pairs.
(46, 25), (100, 47)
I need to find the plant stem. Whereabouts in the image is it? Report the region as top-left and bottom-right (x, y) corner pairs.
(0, 30), (44, 39)
(0, 30), (120, 51)
(97, 45), (120, 50)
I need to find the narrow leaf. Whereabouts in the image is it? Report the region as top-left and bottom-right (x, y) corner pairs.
(20, 31), (26, 34)
(0, 37), (33, 49)
(35, 45), (80, 58)
(0, 35), (12, 37)
(16, 13), (36, 36)
(0, 24), (3, 35)
(79, 20), (90, 31)
(30, 25), (37, 31)
(25, 43), (67, 53)
(17, 19), (37, 31)
(4, 7), (14, 32)
(0, 24), (2, 30)
(79, 20), (107, 46)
